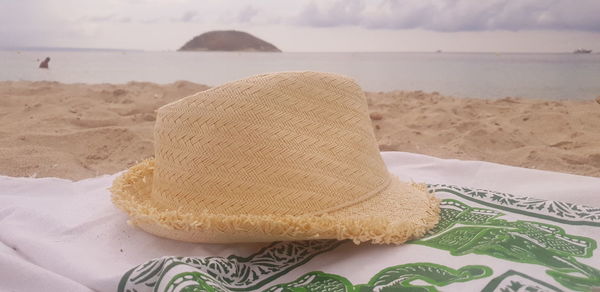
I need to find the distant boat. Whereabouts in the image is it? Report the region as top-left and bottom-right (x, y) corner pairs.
(573, 48), (592, 54)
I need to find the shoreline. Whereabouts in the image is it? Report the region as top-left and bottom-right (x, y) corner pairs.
(1, 81), (599, 180)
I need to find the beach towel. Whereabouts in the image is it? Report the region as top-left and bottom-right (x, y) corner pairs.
(1, 152), (599, 292)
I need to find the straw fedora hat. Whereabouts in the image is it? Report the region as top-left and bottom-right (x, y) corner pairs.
(111, 71), (439, 244)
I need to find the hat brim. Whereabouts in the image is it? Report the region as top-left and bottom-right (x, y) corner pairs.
(111, 159), (440, 244)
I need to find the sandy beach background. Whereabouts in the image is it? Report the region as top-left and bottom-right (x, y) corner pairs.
(1, 80), (599, 180)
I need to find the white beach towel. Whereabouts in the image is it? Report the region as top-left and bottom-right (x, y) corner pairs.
(1, 152), (599, 292)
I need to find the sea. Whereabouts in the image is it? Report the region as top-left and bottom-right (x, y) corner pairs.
(1, 49), (599, 100)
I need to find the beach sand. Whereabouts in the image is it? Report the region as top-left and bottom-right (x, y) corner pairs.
(1, 81), (599, 180)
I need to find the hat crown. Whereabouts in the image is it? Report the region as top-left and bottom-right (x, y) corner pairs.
(150, 72), (388, 216)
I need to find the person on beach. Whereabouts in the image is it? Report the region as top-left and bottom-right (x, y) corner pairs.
(39, 57), (50, 69)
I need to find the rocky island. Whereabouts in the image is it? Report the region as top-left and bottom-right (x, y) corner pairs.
(178, 30), (281, 52)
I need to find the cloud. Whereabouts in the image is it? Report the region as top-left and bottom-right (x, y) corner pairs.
(295, 0), (600, 32)
(88, 14), (117, 22)
(237, 5), (259, 23)
(2, 0), (599, 51)
(297, 1), (364, 27)
(140, 18), (161, 24)
(177, 10), (199, 23)
(0, 0), (85, 47)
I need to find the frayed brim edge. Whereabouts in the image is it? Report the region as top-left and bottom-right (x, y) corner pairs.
(110, 159), (440, 245)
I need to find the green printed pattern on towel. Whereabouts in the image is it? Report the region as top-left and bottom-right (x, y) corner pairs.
(429, 184), (600, 226)
(118, 240), (343, 292)
(118, 185), (600, 292)
(414, 199), (600, 291)
(482, 270), (564, 292)
(165, 263), (492, 292)
(263, 271), (353, 292)
(353, 263), (492, 291)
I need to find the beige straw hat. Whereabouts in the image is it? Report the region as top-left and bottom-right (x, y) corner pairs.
(111, 71), (439, 244)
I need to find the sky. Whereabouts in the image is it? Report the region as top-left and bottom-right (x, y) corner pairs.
(1, 0), (600, 52)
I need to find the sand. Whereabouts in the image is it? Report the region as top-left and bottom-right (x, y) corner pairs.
(1, 81), (599, 180)
(0, 81), (208, 180)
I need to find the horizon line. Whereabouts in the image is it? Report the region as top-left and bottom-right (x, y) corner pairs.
(0, 46), (595, 54)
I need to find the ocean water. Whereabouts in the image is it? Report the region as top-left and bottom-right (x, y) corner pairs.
(1, 50), (599, 100)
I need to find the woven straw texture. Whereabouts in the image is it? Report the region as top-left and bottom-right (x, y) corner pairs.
(111, 71), (440, 244)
